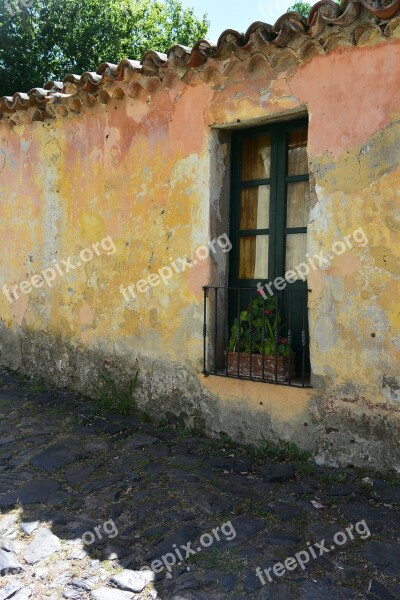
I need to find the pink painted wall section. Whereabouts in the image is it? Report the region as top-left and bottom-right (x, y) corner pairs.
(291, 42), (400, 158)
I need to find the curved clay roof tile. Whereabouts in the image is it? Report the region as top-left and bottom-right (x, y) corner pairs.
(192, 39), (213, 53)
(240, 21), (278, 45)
(116, 58), (142, 73)
(359, 0), (400, 19)
(63, 74), (83, 84)
(27, 88), (49, 99)
(216, 29), (247, 51)
(96, 62), (119, 76)
(96, 58), (142, 80)
(168, 44), (192, 56)
(79, 72), (102, 85)
(308, 0), (340, 25)
(43, 81), (64, 91)
(167, 45), (193, 66)
(141, 50), (168, 68)
(321, 0), (361, 26)
(271, 13), (309, 47)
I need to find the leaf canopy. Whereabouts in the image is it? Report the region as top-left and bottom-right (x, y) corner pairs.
(0, 0), (208, 96)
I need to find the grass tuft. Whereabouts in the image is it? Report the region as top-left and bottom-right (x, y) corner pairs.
(93, 368), (139, 415)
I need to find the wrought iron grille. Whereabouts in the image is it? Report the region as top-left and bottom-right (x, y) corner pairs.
(202, 286), (311, 387)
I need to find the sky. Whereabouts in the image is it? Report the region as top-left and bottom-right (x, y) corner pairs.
(180, 0), (292, 42)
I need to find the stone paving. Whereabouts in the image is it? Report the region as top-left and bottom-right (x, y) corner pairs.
(0, 367), (400, 599)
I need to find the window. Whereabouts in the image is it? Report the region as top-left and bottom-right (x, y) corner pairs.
(230, 119), (310, 286)
(203, 118), (311, 386)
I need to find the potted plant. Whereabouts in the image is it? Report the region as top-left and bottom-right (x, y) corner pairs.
(226, 292), (295, 381)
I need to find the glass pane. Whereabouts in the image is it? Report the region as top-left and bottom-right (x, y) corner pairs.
(286, 181), (310, 228)
(240, 186), (270, 230)
(241, 135), (271, 181)
(239, 235), (269, 279)
(287, 128), (308, 176)
(285, 233), (307, 276)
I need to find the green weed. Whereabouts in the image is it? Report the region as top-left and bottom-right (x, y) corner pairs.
(252, 436), (311, 464)
(31, 379), (48, 393)
(93, 368), (139, 415)
(140, 411), (152, 423)
(319, 472), (348, 485)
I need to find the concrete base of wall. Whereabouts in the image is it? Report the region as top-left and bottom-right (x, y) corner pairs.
(1, 324), (400, 472)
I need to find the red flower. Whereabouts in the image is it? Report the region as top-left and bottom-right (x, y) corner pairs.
(280, 337), (288, 345)
(257, 290), (264, 296)
(264, 309), (272, 315)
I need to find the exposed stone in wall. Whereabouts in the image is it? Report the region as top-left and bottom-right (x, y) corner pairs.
(382, 375), (400, 402)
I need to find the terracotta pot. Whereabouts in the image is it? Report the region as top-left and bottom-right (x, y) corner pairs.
(225, 351), (296, 382)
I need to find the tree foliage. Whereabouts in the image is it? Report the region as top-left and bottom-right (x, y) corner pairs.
(0, 0), (208, 97)
(288, 1), (339, 18)
(288, 2), (311, 17)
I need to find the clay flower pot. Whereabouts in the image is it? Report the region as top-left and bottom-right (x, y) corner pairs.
(225, 351), (296, 382)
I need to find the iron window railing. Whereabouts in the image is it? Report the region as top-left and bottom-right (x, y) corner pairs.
(202, 286), (311, 387)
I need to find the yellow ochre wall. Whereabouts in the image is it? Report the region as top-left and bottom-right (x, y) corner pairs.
(0, 37), (399, 469)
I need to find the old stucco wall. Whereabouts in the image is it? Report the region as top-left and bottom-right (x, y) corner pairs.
(0, 33), (399, 469)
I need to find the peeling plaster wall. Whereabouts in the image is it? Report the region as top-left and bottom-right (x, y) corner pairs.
(0, 39), (399, 469)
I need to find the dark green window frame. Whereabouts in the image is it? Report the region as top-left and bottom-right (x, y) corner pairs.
(230, 117), (309, 287)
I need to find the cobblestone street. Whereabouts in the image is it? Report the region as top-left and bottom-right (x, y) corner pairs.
(1, 367), (400, 599)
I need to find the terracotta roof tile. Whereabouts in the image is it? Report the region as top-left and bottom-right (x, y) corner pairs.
(1, 0), (399, 124)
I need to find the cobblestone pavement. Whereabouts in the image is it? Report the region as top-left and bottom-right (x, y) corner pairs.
(0, 367), (400, 599)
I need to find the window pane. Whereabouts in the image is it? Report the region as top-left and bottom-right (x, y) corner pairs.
(241, 135), (271, 181)
(285, 233), (307, 276)
(240, 186), (270, 230)
(286, 181), (310, 228)
(239, 235), (269, 279)
(287, 128), (308, 176)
